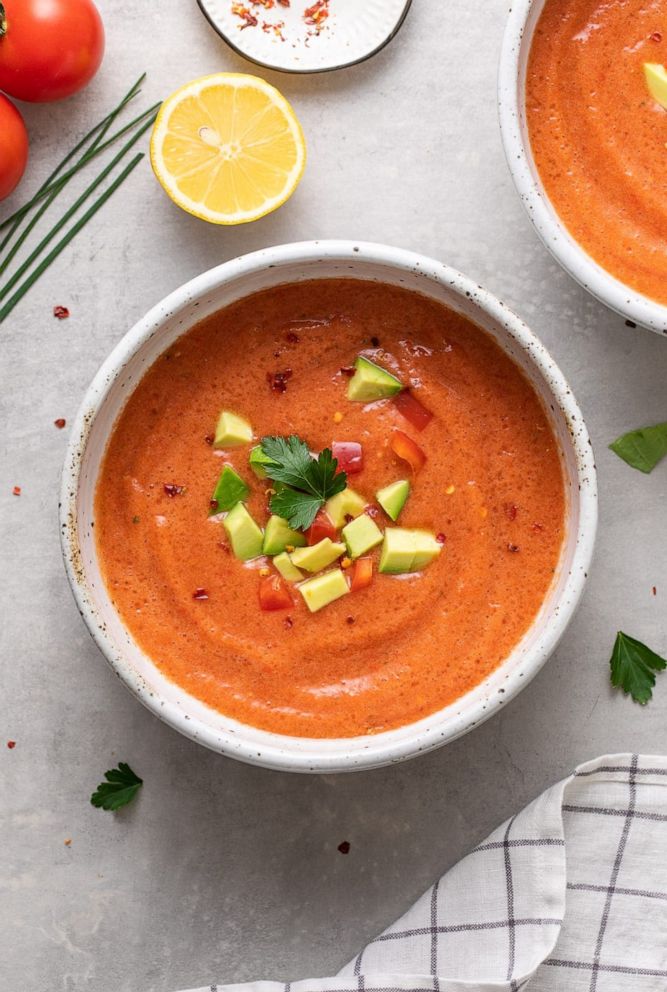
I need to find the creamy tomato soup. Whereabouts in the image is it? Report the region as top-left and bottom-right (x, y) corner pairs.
(527, 0), (667, 304)
(95, 280), (565, 738)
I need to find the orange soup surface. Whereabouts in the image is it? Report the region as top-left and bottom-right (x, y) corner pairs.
(95, 280), (565, 738)
(527, 0), (667, 304)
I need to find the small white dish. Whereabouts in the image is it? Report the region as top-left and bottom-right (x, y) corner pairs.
(197, 0), (412, 74)
(60, 241), (597, 774)
(498, 0), (667, 335)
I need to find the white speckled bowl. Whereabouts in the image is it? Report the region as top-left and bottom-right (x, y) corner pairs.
(60, 241), (597, 773)
(499, 0), (667, 335)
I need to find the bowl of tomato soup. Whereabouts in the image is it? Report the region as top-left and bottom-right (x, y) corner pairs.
(60, 241), (597, 772)
(499, 0), (667, 334)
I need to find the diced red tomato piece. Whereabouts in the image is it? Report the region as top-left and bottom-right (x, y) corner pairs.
(259, 574), (293, 611)
(307, 508), (337, 545)
(350, 557), (373, 592)
(393, 390), (433, 431)
(390, 430), (427, 473)
(332, 441), (363, 475)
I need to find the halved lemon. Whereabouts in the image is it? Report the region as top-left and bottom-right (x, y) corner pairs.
(150, 73), (307, 225)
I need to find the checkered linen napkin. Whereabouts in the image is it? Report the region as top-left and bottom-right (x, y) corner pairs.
(181, 754), (667, 992)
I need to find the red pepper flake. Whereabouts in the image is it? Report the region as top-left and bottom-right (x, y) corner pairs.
(284, 616), (294, 629)
(285, 331), (300, 344)
(232, 3), (258, 27)
(652, 586), (657, 596)
(209, 499), (219, 510)
(346, 615), (355, 625)
(304, 0), (329, 26)
(164, 483), (185, 497)
(651, 31), (662, 41)
(340, 366), (355, 378)
(64, 838), (72, 847)
(267, 368), (293, 393)
(504, 503), (518, 521)
(370, 336), (380, 347)
(436, 532), (446, 544)
(193, 588), (209, 600)
(204, 433), (214, 446)
(337, 840), (351, 854)
(277, 0), (289, 5)
(12, 485), (21, 496)
(53, 305), (70, 319)
(507, 543), (520, 553)
(54, 418), (67, 429)
(532, 522), (544, 532)
(7, 740), (16, 749)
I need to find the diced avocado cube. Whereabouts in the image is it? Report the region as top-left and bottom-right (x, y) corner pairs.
(347, 356), (403, 403)
(376, 480), (410, 521)
(410, 530), (442, 569)
(249, 445), (275, 479)
(274, 552), (304, 582)
(379, 527), (442, 574)
(222, 503), (263, 561)
(342, 513), (383, 558)
(299, 569), (350, 613)
(210, 465), (250, 514)
(291, 538), (346, 572)
(325, 487), (367, 529)
(263, 515), (307, 556)
(214, 411), (253, 448)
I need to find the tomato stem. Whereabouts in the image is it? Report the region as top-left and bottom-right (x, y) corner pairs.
(0, 4), (6, 37)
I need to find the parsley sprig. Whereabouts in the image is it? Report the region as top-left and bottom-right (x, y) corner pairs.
(260, 435), (347, 531)
(91, 762), (143, 811)
(610, 631), (666, 704)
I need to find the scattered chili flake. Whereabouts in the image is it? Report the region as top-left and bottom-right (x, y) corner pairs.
(651, 31), (662, 41)
(267, 368), (293, 393)
(252, 0), (275, 7)
(504, 503), (518, 521)
(304, 0), (329, 26)
(370, 336), (380, 347)
(286, 331), (300, 343)
(284, 616), (294, 629)
(436, 532), (446, 545)
(232, 3), (258, 27)
(193, 588), (209, 600)
(53, 305), (70, 319)
(204, 433), (214, 446)
(346, 615), (355, 625)
(337, 840), (351, 855)
(210, 499), (219, 510)
(652, 586), (657, 596)
(532, 522), (544, 532)
(507, 543), (520, 553)
(163, 483), (185, 497)
(64, 838), (72, 847)
(277, 0), (290, 5)
(132, 515), (141, 524)
(7, 740), (16, 749)
(340, 366), (355, 378)
(12, 486), (21, 496)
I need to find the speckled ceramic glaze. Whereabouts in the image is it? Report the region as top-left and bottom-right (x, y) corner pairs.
(197, 0), (412, 74)
(498, 0), (667, 335)
(60, 241), (597, 773)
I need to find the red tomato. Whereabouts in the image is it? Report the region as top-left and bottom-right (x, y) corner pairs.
(350, 557), (373, 592)
(259, 574), (292, 611)
(393, 390), (433, 431)
(0, 0), (105, 103)
(332, 441), (363, 475)
(0, 93), (28, 200)
(307, 508), (337, 545)
(391, 430), (427, 473)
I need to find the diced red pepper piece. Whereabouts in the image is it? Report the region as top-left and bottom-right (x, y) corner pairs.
(259, 574), (293, 611)
(392, 390), (433, 431)
(350, 557), (373, 592)
(307, 508), (337, 545)
(332, 441), (363, 475)
(390, 430), (427, 473)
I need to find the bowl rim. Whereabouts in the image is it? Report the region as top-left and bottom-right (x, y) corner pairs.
(498, 0), (667, 336)
(60, 240), (598, 772)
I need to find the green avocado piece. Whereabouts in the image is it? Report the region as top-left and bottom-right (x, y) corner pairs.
(347, 356), (403, 403)
(263, 515), (307, 556)
(210, 465), (250, 514)
(214, 411), (253, 449)
(324, 487), (366, 528)
(249, 445), (275, 479)
(342, 513), (383, 558)
(291, 538), (346, 572)
(273, 552), (304, 583)
(222, 503), (264, 561)
(299, 569), (350, 613)
(379, 527), (442, 574)
(376, 480), (410, 521)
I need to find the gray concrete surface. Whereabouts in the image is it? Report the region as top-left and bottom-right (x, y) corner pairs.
(1, 2), (666, 990)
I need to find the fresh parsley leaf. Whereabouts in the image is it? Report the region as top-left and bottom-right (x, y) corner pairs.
(609, 422), (667, 474)
(91, 762), (143, 811)
(260, 436), (347, 530)
(610, 631), (667, 705)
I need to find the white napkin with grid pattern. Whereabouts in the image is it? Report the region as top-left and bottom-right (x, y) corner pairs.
(181, 754), (667, 992)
